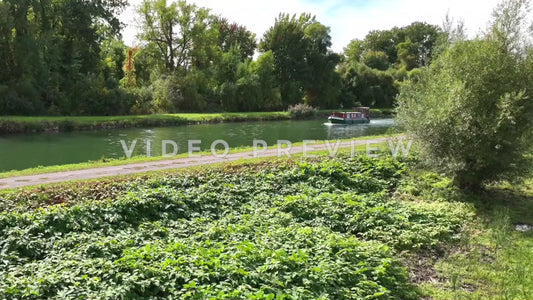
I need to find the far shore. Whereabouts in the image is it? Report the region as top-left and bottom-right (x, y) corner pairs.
(0, 109), (394, 134)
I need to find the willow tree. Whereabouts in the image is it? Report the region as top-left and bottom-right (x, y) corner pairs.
(396, 0), (533, 190)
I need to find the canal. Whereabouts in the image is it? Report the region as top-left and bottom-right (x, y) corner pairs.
(0, 119), (394, 171)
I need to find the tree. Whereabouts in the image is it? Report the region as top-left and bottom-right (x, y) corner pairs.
(487, 0), (532, 54)
(364, 29), (400, 64)
(303, 22), (342, 108)
(396, 1), (533, 189)
(361, 50), (390, 71)
(251, 51), (282, 110)
(344, 39), (365, 63)
(0, 0), (128, 115)
(214, 17), (257, 60)
(440, 13), (467, 49)
(260, 13), (340, 108)
(260, 13), (313, 106)
(138, 0), (213, 73)
(401, 22), (441, 67)
(359, 22), (440, 69)
(396, 39), (419, 70)
(341, 63), (397, 108)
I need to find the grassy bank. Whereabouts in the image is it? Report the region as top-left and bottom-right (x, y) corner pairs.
(396, 169), (533, 300)
(0, 109), (394, 134)
(0, 134), (397, 179)
(418, 179), (533, 299)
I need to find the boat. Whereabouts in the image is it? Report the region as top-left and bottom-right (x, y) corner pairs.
(328, 107), (371, 125)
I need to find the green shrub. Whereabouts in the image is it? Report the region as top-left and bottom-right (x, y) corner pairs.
(396, 1), (533, 190)
(287, 104), (318, 119)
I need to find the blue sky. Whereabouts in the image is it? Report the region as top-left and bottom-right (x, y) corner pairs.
(121, 0), (501, 52)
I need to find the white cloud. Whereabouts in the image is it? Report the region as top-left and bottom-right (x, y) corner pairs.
(120, 0), (502, 52)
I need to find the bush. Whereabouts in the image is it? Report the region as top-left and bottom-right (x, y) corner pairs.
(129, 86), (155, 114)
(152, 73), (207, 113)
(396, 39), (533, 190)
(397, 0), (533, 190)
(287, 103), (318, 119)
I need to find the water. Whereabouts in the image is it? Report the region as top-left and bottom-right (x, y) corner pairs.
(0, 119), (394, 172)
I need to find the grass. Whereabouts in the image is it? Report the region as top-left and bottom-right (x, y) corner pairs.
(0, 112), (290, 134)
(397, 170), (533, 300)
(423, 181), (533, 300)
(0, 133), (400, 179)
(0, 109), (394, 134)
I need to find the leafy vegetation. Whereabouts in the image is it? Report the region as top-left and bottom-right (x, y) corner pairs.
(338, 22), (441, 108)
(0, 0), (443, 116)
(287, 104), (318, 119)
(0, 156), (473, 299)
(0, 0), (130, 115)
(396, 0), (533, 189)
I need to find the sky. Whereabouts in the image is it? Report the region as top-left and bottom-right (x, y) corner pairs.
(120, 0), (502, 53)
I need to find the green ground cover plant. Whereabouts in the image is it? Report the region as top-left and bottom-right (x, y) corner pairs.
(0, 156), (472, 299)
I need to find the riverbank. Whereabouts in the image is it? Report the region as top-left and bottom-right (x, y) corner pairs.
(0, 109), (394, 134)
(0, 135), (400, 187)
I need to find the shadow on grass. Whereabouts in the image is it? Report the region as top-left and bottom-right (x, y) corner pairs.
(420, 179), (533, 300)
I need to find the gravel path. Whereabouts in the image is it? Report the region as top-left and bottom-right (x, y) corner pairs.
(0, 137), (398, 190)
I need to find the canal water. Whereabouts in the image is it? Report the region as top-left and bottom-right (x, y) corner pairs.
(0, 119), (394, 172)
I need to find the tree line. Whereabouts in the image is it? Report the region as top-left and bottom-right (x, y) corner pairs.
(0, 0), (442, 116)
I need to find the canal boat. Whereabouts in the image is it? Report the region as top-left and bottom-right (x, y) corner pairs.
(328, 107), (371, 125)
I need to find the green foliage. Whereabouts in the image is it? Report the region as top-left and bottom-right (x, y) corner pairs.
(4, 0), (413, 115)
(363, 22), (441, 68)
(216, 48), (257, 111)
(339, 22), (441, 108)
(260, 13), (312, 106)
(343, 39), (365, 63)
(399, 22), (441, 68)
(251, 51), (283, 110)
(397, 33), (533, 189)
(396, 40), (419, 71)
(361, 51), (391, 71)
(0, 157), (472, 299)
(0, 0), (129, 116)
(138, 0), (213, 73)
(153, 73), (207, 113)
(287, 104), (318, 119)
(340, 63), (398, 108)
(260, 13), (341, 108)
(215, 17), (257, 60)
(364, 30), (400, 65)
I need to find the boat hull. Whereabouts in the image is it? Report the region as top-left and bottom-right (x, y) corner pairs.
(328, 117), (370, 125)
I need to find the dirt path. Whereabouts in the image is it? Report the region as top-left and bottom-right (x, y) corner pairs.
(0, 137), (398, 190)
